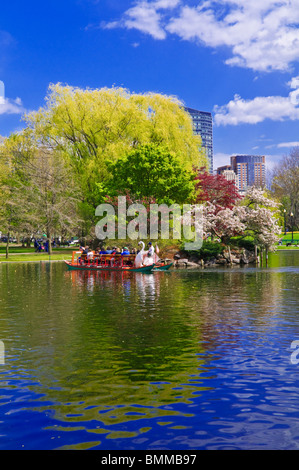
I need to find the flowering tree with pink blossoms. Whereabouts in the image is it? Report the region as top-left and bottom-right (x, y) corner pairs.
(203, 202), (246, 245)
(183, 187), (281, 259)
(241, 186), (281, 253)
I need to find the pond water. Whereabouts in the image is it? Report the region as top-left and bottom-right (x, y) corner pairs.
(0, 251), (298, 450)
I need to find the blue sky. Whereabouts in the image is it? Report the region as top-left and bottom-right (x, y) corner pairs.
(0, 0), (299, 172)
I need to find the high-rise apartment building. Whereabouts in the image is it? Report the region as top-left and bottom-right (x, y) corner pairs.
(216, 155), (266, 193)
(230, 155), (266, 191)
(216, 165), (231, 175)
(222, 169), (239, 186)
(185, 107), (213, 173)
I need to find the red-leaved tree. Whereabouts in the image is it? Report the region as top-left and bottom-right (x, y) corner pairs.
(193, 167), (242, 210)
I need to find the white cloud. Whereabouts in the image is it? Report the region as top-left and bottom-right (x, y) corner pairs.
(277, 141), (299, 148)
(0, 80), (24, 115)
(103, 0), (180, 40)
(154, 0), (180, 7)
(213, 152), (232, 168)
(0, 97), (24, 115)
(118, 2), (167, 40)
(106, 0), (299, 72)
(213, 76), (299, 126)
(168, 0), (299, 72)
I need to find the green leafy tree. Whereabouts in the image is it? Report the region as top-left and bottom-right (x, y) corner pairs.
(0, 132), (80, 255)
(271, 147), (299, 229)
(0, 135), (31, 257)
(106, 143), (196, 204)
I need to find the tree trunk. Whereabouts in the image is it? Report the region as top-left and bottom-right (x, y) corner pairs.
(255, 245), (259, 264)
(47, 230), (52, 256)
(6, 232), (9, 259)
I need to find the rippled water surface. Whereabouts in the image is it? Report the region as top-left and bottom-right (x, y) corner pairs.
(0, 251), (298, 450)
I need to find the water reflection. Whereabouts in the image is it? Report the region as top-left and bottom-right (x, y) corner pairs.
(0, 251), (298, 449)
(66, 269), (160, 303)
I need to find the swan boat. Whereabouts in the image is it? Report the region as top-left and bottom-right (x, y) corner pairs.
(64, 242), (173, 273)
(131, 241), (173, 271)
(64, 251), (155, 272)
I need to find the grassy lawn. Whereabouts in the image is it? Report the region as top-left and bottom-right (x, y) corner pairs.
(0, 243), (76, 252)
(0, 253), (73, 262)
(280, 231), (299, 240)
(0, 244), (75, 262)
(278, 231), (299, 248)
(276, 245), (299, 250)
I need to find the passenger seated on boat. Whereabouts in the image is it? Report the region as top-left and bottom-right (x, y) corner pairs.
(110, 248), (121, 266)
(87, 251), (94, 264)
(147, 242), (154, 257)
(109, 247), (116, 265)
(80, 254), (87, 265)
(82, 246), (89, 255)
(121, 247), (130, 255)
(105, 246), (113, 254)
(142, 241), (155, 266)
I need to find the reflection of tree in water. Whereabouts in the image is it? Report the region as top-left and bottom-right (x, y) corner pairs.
(0, 259), (297, 432)
(66, 270), (201, 385)
(67, 270), (160, 302)
(1, 265), (208, 427)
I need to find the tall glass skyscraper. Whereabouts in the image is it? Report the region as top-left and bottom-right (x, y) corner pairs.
(185, 107), (213, 173)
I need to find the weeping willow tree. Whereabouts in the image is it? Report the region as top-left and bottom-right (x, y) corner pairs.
(24, 84), (207, 233)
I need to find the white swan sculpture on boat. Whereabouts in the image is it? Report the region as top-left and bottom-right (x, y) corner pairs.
(134, 241), (160, 267)
(134, 242), (145, 268)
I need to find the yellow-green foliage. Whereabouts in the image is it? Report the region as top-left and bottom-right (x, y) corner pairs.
(25, 84), (206, 175)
